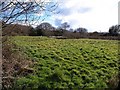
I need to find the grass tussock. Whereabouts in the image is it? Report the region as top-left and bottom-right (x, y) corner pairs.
(2, 36), (119, 89)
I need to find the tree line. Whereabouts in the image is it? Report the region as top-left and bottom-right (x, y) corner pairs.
(2, 22), (120, 40)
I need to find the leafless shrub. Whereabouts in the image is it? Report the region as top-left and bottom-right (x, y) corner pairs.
(2, 37), (34, 89)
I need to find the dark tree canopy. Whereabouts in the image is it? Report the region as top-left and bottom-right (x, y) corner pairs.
(0, 0), (58, 28)
(76, 27), (88, 33)
(35, 22), (55, 36)
(36, 22), (55, 31)
(109, 25), (120, 35)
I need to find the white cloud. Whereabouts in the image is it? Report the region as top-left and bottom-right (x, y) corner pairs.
(48, 0), (119, 32)
(5, 0), (117, 32)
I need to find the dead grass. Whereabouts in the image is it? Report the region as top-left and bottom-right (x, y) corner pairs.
(2, 36), (34, 89)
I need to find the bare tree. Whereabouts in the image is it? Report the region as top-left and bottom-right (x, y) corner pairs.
(36, 22), (55, 31)
(76, 27), (88, 33)
(0, 0), (58, 28)
(35, 22), (55, 36)
(59, 22), (70, 30)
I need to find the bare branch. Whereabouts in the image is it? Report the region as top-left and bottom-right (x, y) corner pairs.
(0, 0), (58, 28)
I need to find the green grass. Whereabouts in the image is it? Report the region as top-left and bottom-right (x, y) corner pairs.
(10, 36), (119, 89)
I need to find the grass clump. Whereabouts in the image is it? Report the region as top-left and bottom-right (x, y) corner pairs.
(5, 36), (119, 89)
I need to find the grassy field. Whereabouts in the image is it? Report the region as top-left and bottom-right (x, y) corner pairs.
(9, 36), (119, 89)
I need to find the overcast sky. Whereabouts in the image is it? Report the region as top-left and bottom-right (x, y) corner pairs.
(44, 0), (119, 32)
